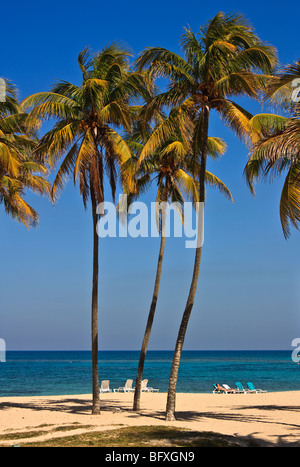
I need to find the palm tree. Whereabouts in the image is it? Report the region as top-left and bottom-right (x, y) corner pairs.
(127, 123), (231, 411)
(245, 60), (300, 238)
(22, 44), (148, 414)
(135, 12), (277, 420)
(0, 81), (50, 226)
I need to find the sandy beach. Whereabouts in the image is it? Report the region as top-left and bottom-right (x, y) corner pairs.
(0, 391), (299, 446)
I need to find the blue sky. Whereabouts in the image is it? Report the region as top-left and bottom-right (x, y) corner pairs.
(0, 0), (299, 351)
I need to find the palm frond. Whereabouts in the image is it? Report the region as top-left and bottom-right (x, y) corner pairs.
(205, 171), (233, 201)
(279, 164), (300, 238)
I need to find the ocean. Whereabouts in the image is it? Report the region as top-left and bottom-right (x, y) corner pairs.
(0, 350), (299, 397)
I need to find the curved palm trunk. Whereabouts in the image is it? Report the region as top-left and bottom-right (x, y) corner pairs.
(133, 229), (166, 411)
(165, 107), (209, 421)
(91, 188), (100, 414)
(165, 244), (202, 420)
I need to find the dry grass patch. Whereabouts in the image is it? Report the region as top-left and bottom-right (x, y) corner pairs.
(10, 425), (260, 447)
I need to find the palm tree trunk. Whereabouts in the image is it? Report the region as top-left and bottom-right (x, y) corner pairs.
(165, 106), (209, 421)
(133, 223), (166, 411)
(91, 188), (100, 414)
(165, 244), (202, 420)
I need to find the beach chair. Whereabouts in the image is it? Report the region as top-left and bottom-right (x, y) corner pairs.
(213, 384), (226, 393)
(99, 380), (112, 393)
(222, 384), (236, 393)
(141, 379), (159, 392)
(114, 379), (135, 393)
(247, 382), (267, 393)
(235, 382), (248, 393)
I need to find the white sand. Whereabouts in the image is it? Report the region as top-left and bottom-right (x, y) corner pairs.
(0, 391), (300, 446)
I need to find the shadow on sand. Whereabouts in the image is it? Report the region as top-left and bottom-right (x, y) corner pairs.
(1, 397), (300, 446)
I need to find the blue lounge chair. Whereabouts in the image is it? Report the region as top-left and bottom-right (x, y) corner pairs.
(247, 382), (267, 393)
(235, 382), (248, 393)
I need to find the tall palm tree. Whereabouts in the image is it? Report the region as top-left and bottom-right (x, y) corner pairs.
(245, 60), (300, 238)
(22, 45), (148, 414)
(0, 81), (50, 226)
(127, 123), (231, 411)
(135, 12), (277, 420)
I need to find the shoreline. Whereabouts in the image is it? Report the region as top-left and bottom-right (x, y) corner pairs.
(0, 388), (297, 398)
(0, 391), (300, 446)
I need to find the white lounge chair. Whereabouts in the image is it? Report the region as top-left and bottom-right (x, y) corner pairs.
(213, 384), (233, 393)
(99, 380), (112, 393)
(141, 379), (159, 392)
(222, 384), (236, 393)
(114, 379), (135, 393)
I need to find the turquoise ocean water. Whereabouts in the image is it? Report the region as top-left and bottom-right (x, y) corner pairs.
(0, 351), (299, 397)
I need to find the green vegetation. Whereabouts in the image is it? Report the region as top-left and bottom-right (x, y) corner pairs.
(1, 426), (260, 447)
(0, 82), (50, 226)
(0, 423), (92, 442)
(245, 60), (300, 238)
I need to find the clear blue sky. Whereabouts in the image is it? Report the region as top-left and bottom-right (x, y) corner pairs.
(0, 0), (299, 351)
